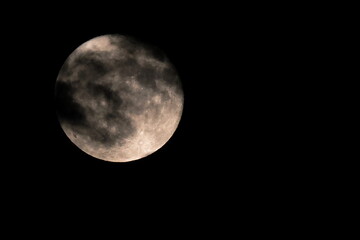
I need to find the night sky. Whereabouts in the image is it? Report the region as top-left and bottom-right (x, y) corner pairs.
(3, 5), (320, 233)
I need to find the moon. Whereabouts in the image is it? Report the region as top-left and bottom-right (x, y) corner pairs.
(55, 34), (184, 162)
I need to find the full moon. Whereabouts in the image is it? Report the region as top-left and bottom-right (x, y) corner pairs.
(55, 34), (184, 162)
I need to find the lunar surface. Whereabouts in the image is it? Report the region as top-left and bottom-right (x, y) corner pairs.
(55, 34), (184, 162)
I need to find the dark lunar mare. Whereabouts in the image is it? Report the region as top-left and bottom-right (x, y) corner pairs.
(55, 81), (87, 126)
(55, 54), (136, 147)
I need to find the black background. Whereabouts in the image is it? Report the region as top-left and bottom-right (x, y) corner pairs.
(2, 4), (329, 234)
